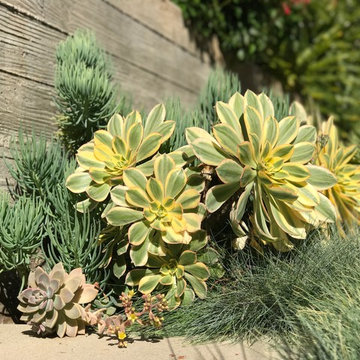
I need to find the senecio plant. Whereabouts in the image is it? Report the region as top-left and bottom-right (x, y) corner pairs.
(17, 263), (98, 337)
(186, 90), (337, 251)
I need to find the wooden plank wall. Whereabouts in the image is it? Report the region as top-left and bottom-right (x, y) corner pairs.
(0, 0), (215, 189)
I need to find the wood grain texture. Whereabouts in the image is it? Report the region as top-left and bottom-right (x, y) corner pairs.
(6, 0), (204, 58)
(1, 0), (211, 92)
(105, 0), (204, 58)
(0, 72), (56, 136)
(0, 0), (215, 190)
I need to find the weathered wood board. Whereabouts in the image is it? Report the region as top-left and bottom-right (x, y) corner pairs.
(0, 0), (215, 190)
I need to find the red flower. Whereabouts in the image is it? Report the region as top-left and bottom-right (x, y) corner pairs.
(282, 2), (292, 15)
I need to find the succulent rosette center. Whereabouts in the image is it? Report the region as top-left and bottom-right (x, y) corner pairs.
(186, 90), (337, 251)
(107, 154), (205, 266)
(66, 104), (175, 205)
(104, 150), (135, 178)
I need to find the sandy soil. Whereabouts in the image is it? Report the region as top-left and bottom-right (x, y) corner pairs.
(0, 324), (279, 360)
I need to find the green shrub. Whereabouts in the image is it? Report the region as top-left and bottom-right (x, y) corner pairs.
(174, 0), (360, 142)
(55, 29), (132, 154)
(172, 0), (303, 62)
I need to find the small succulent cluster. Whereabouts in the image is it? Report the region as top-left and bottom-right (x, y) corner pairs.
(17, 263), (98, 337)
(66, 105), (214, 308)
(65, 90), (359, 310)
(97, 291), (168, 347)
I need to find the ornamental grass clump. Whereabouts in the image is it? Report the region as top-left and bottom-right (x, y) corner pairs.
(17, 263), (98, 337)
(158, 228), (360, 346)
(186, 90), (337, 251)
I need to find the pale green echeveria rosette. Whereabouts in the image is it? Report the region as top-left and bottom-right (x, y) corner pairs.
(105, 154), (207, 267)
(186, 90), (337, 251)
(65, 104), (175, 211)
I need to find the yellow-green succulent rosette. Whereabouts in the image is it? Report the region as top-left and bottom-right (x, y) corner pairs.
(66, 104), (175, 209)
(106, 154), (206, 266)
(126, 246), (210, 309)
(186, 90), (337, 251)
(316, 118), (360, 227)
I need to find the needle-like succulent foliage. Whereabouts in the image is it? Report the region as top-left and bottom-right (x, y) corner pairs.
(66, 104), (175, 209)
(126, 239), (210, 309)
(186, 90), (337, 251)
(18, 263), (98, 337)
(315, 118), (360, 227)
(0, 193), (45, 288)
(106, 154), (206, 266)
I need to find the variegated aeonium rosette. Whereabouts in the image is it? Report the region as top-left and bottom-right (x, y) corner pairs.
(315, 117), (360, 228)
(66, 104), (175, 210)
(105, 154), (209, 307)
(126, 243), (210, 309)
(186, 90), (337, 251)
(18, 263), (98, 337)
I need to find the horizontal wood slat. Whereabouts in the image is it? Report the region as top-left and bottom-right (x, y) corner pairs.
(0, 0), (216, 190)
(1, 0), (211, 92)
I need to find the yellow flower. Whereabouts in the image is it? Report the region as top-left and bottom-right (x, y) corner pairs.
(118, 331), (126, 340)
(128, 290), (135, 298)
(128, 313), (138, 323)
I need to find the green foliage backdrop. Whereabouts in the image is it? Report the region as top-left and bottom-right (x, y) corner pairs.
(173, 0), (360, 141)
